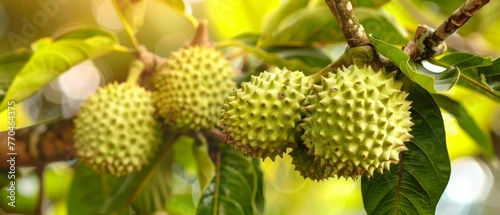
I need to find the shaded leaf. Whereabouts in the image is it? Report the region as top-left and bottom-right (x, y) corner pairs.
(132, 149), (174, 214)
(258, 7), (408, 47)
(157, 0), (198, 27)
(0, 35), (125, 112)
(362, 80), (451, 215)
(54, 27), (117, 41)
(370, 35), (460, 93)
(217, 40), (321, 75)
(0, 49), (32, 102)
(433, 94), (494, 158)
(68, 135), (178, 215)
(196, 146), (264, 215)
(439, 53), (500, 102)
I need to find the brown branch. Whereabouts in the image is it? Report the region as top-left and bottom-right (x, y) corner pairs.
(404, 0), (490, 59)
(325, 0), (370, 47)
(0, 120), (76, 169)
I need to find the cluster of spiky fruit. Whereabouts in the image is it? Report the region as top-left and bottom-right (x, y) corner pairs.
(153, 46), (235, 131)
(221, 66), (413, 180)
(74, 43), (236, 176)
(74, 82), (161, 176)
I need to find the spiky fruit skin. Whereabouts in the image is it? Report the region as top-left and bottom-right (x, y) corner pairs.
(75, 82), (161, 176)
(153, 46), (235, 130)
(289, 143), (334, 181)
(221, 68), (312, 160)
(300, 66), (413, 179)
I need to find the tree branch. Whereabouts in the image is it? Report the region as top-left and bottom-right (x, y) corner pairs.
(404, 0), (490, 59)
(0, 120), (76, 169)
(325, 0), (370, 47)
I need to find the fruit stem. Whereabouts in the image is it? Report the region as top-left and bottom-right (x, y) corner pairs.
(126, 60), (145, 85)
(188, 19), (213, 48)
(309, 53), (349, 83)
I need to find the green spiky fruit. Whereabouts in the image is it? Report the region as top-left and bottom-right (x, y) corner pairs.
(75, 82), (161, 176)
(300, 66), (413, 179)
(289, 143), (334, 181)
(221, 68), (312, 160)
(153, 46), (235, 130)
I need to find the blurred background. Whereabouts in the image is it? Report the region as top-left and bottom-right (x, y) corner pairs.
(0, 0), (499, 214)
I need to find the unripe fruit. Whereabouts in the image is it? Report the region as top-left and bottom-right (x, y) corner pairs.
(153, 46), (235, 131)
(289, 143), (334, 181)
(74, 82), (161, 176)
(221, 68), (312, 160)
(300, 66), (413, 179)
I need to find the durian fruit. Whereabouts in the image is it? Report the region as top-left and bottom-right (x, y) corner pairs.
(221, 68), (312, 160)
(300, 66), (413, 179)
(74, 82), (161, 176)
(153, 46), (235, 131)
(289, 143), (334, 181)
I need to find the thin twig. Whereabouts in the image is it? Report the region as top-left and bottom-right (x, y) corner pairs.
(404, 0), (490, 59)
(111, 0), (141, 51)
(324, 0), (370, 47)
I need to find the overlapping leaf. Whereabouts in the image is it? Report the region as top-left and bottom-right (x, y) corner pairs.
(0, 29), (125, 112)
(196, 146), (264, 215)
(362, 80), (450, 215)
(438, 53), (500, 102)
(370, 35), (460, 93)
(433, 94), (494, 158)
(258, 7), (408, 47)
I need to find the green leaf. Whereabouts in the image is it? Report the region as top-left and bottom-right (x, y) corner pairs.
(193, 139), (215, 191)
(438, 53), (500, 102)
(54, 27), (118, 41)
(264, 46), (331, 69)
(0, 35), (123, 112)
(370, 35), (460, 93)
(132, 150), (174, 214)
(433, 94), (494, 158)
(68, 164), (130, 215)
(361, 80), (451, 215)
(0, 49), (32, 102)
(196, 146), (264, 215)
(262, 0), (309, 33)
(258, 7), (408, 47)
(68, 135), (178, 215)
(217, 40), (322, 75)
(156, 0), (198, 27)
(352, 0), (392, 7)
